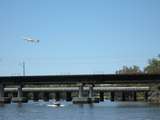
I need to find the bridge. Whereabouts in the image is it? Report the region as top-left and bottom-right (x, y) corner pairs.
(2, 86), (149, 103)
(0, 74), (160, 104)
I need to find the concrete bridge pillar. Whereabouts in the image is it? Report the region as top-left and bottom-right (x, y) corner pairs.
(78, 83), (84, 98)
(100, 91), (104, 101)
(33, 92), (39, 101)
(122, 91), (126, 101)
(66, 92), (72, 101)
(110, 91), (115, 101)
(12, 84), (27, 103)
(133, 91), (137, 101)
(73, 83), (99, 104)
(43, 92), (50, 101)
(17, 85), (23, 98)
(89, 84), (94, 98)
(144, 91), (148, 101)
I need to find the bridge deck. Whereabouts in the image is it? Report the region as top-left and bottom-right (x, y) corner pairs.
(0, 74), (160, 85)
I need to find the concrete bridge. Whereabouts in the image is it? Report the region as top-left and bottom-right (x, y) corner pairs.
(0, 74), (160, 104)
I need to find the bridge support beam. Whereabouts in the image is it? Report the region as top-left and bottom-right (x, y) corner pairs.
(110, 91), (115, 101)
(100, 91), (104, 101)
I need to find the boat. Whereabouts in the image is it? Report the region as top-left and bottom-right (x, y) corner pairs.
(47, 101), (64, 107)
(53, 101), (61, 106)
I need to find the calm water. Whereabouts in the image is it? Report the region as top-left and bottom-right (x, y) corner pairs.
(0, 100), (160, 120)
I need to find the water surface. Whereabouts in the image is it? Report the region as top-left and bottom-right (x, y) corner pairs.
(0, 100), (160, 120)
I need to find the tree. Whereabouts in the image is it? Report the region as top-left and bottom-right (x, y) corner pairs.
(144, 56), (160, 73)
(145, 55), (160, 103)
(116, 65), (142, 74)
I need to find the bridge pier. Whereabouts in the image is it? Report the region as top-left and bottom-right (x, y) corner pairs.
(110, 91), (115, 101)
(0, 84), (11, 104)
(33, 92), (39, 101)
(66, 92), (72, 101)
(122, 92), (126, 101)
(12, 85), (27, 103)
(78, 83), (84, 98)
(144, 91), (148, 101)
(89, 84), (94, 98)
(73, 83), (99, 104)
(72, 83), (85, 103)
(43, 92), (50, 101)
(99, 91), (104, 101)
(133, 91), (137, 101)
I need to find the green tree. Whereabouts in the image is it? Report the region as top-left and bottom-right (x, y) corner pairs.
(144, 56), (160, 73)
(116, 65), (142, 74)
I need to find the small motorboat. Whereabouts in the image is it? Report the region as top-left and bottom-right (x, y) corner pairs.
(48, 101), (64, 107)
(53, 101), (61, 106)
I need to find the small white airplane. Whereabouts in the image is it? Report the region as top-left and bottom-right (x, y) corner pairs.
(23, 37), (40, 43)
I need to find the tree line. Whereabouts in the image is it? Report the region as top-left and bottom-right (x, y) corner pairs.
(116, 55), (160, 74)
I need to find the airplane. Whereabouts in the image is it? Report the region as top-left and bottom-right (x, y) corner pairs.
(23, 37), (40, 43)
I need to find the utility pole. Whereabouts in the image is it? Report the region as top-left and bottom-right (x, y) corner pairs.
(22, 61), (25, 76)
(21, 36), (39, 76)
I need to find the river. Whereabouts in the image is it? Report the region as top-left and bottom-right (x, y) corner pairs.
(0, 100), (160, 120)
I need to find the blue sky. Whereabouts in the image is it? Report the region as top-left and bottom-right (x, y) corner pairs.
(0, 0), (160, 76)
